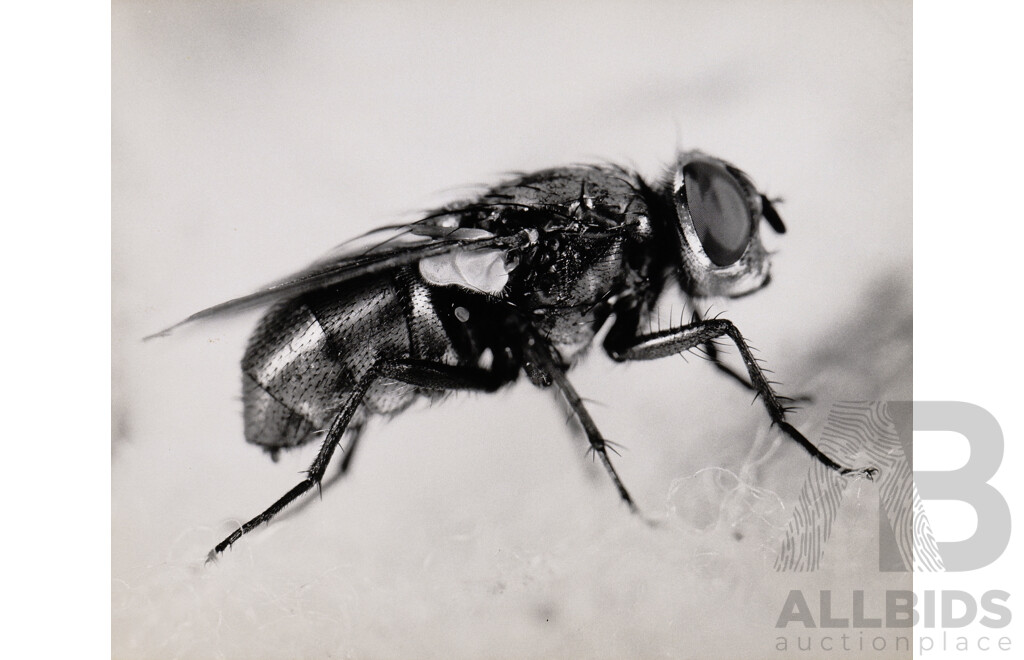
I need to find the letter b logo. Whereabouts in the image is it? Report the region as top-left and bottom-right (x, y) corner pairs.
(776, 401), (1009, 572)
(914, 402), (1010, 571)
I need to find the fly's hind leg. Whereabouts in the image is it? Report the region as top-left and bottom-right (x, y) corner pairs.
(603, 318), (876, 478)
(333, 360), (506, 477)
(209, 369), (378, 560)
(209, 359), (507, 560)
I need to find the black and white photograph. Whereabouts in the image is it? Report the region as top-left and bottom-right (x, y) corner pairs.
(112, 2), (911, 658)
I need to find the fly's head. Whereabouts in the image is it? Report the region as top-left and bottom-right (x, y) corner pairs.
(665, 151), (787, 299)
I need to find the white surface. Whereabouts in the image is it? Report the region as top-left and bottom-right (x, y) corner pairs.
(913, 4), (1024, 657)
(112, 2), (911, 658)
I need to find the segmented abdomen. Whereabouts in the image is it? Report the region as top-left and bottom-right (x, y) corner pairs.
(241, 267), (457, 451)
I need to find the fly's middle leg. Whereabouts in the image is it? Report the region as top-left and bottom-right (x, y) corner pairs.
(209, 359), (507, 560)
(522, 337), (642, 517)
(604, 318), (876, 479)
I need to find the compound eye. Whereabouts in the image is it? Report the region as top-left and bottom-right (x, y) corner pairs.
(682, 161), (752, 266)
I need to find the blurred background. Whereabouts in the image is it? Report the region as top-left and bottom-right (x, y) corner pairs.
(113, 1), (911, 658)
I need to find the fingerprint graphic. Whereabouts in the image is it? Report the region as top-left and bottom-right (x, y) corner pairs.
(775, 401), (943, 571)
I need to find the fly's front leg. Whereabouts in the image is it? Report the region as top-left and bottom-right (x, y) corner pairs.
(604, 318), (876, 478)
(209, 359), (507, 560)
(689, 307), (755, 391)
(688, 306), (811, 404)
(522, 337), (641, 515)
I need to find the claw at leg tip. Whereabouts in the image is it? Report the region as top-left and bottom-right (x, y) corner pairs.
(842, 466), (879, 481)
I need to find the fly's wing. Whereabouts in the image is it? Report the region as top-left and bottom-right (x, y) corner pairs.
(146, 220), (534, 339)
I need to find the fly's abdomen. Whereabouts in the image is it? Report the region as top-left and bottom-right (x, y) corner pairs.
(241, 298), (351, 450)
(241, 268), (458, 450)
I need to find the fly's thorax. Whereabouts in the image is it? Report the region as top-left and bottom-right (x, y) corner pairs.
(665, 151), (781, 299)
(513, 232), (630, 365)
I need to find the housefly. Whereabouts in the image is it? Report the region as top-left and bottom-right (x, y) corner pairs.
(150, 150), (876, 559)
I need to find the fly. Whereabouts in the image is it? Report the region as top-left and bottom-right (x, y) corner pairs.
(148, 150), (876, 560)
